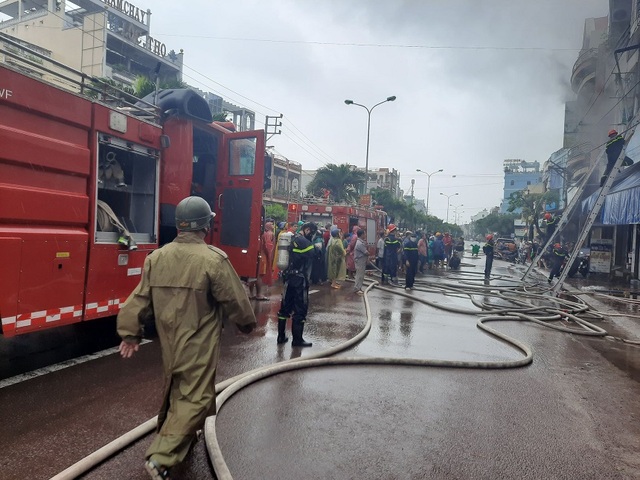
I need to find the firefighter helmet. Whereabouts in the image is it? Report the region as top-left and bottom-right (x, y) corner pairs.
(301, 221), (318, 235)
(554, 243), (561, 249)
(486, 234), (494, 241)
(387, 224), (397, 233)
(544, 212), (552, 220)
(608, 129), (618, 137)
(175, 196), (215, 231)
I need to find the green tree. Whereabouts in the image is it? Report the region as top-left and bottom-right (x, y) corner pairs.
(306, 164), (366, 202)
(132, 75), (189, 98)
(507, 189), (559, 239)
(371, 189), (457, 234)
(265, 203), (288, 224)
(474, 213), (518, 237)
(211, 112), (230, 122)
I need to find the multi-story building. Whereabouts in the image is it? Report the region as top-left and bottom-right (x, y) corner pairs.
(371, 167), (401, 198)
(0, 0), (183, 85)
(264, 151), (302, 205)
(558, 1), (640, 279)
(499, 160), (542, 213)
(564, 15), (611, 197)
(542, 148), (570, 210)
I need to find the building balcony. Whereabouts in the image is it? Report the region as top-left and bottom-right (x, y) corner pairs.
(571, 48), (597, 95)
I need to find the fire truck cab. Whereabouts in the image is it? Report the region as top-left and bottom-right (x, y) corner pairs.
(0, 62), (264, 337)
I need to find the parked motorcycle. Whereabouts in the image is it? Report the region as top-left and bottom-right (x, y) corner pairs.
(566, 247), (590, 278)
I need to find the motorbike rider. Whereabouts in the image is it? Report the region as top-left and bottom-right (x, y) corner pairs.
(277, 222), (320, 347)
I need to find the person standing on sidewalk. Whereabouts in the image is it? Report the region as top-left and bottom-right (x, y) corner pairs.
(117, 196), (256, 480)
(353, 229), (369, 294)
(277, 222), (319, 347)
(403, 231), (419, 290)
(483, 234), (495, 280)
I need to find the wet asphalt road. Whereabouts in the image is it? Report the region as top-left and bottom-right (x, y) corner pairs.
(2, 256), (640, 479)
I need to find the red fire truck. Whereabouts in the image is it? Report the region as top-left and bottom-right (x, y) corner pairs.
(0, 60), (265, 337)
(287, 200), (387, 255)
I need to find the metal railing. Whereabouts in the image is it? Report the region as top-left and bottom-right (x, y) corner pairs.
(0, 32), (160, 121)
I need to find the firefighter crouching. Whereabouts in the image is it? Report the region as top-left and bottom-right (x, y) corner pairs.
(277, 222), (320, 347)
(116, 196), (256, 479)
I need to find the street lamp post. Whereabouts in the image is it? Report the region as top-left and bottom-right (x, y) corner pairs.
(452, 203), (464, 224)
(416, 168), (443, 215)
(345, 96), (397, 194)
(440, 192), (459, 224)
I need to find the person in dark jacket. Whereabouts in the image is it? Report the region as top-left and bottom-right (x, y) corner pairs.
(382, 224), (400, 285)
(402, 231), (419, 290)
(543, 212), (559, 245)
(601, 129), (634, 186)
(432, 232), (445, 268)
(277, 222), (320, 347)
(548, 242), (568, 284)
(483, 234), (495, 279)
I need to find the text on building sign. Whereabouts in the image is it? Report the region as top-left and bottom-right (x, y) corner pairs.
(0, 89), (13, 99)
(143, 36), (166, 57)
(104, 0), (148, 24)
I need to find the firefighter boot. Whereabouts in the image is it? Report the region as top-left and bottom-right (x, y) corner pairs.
(292, 323), (312, 347)
(277, 318), (289, 344)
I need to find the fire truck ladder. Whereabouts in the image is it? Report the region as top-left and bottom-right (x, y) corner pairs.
(522, 124), (638, 296)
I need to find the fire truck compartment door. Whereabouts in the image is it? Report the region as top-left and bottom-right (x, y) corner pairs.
(215, 131), (265, 278)
(0, 237), (21, 336)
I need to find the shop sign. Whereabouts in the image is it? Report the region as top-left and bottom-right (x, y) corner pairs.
(104, 0), (148, 24)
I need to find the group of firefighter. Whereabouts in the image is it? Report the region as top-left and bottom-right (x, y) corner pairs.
(378, 226), (466, 289)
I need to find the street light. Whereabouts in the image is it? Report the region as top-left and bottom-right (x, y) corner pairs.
(452, 203), (464, 224)
(416, 168), (443, 215)
(344, 95), (397, 194)
(440, 192), (459, 223)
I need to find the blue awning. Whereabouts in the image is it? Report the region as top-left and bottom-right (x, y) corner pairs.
(582, 162), (640, 224)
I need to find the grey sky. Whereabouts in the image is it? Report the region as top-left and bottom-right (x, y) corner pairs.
(150, 0), (608, 221)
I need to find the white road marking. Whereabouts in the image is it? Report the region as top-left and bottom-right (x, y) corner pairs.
(308, 289), (320, 295)
(0, 339), (152, 389)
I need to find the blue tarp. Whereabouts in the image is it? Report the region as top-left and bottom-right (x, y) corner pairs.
(581, 161), (640, 225)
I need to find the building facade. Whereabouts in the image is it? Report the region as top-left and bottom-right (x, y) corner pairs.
(264, 151), (302, 205)
(0, 0), (183, 84)
(499, 159), (542, 213)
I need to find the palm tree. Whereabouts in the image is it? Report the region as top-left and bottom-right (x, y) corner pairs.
(306, 164), (366, 202)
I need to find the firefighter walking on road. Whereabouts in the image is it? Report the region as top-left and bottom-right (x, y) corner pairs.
(403, 231), (419, 290)
(117, 196), (256, 480)
(277, 222), (320, 347)
(381, 224), (401, 285)
(548, 242), (568, 284)
(483, 234), (495, 280)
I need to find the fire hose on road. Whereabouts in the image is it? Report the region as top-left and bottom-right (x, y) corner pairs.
(52, 271), (627, 480)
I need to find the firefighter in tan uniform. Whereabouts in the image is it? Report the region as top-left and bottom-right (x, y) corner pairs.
(117, 196), (256, 480)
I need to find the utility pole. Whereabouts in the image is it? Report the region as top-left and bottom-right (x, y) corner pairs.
(265, 114), (283, 142)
